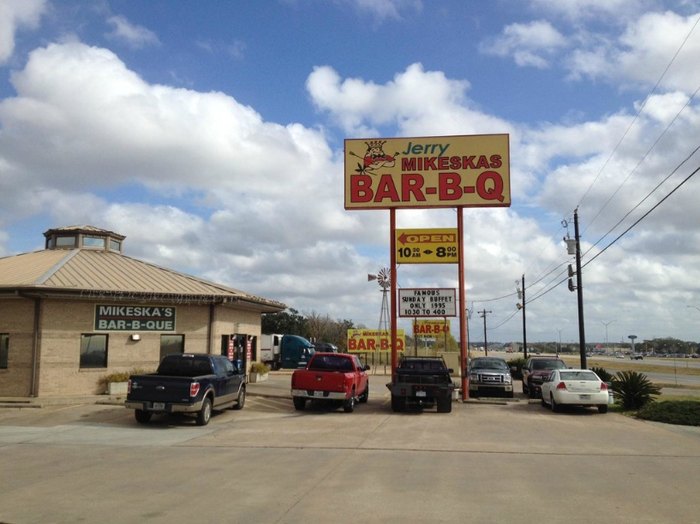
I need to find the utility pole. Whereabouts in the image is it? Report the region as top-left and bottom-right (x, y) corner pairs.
(479, 309), (492, 356)
(573, 209), (586, 368)
(517, 275), (527, 359)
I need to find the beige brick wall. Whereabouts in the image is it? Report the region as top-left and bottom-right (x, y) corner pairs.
(0, 298), (265, 397)
(0, 298), (36, 397)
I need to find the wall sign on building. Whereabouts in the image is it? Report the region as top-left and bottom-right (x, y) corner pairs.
(94, 305), (176, 331)
(344, 134), (510, 210)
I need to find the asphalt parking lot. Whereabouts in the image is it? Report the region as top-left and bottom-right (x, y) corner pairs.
(1, 374), (699, 524)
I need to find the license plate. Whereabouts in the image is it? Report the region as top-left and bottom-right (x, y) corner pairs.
(152, 402), (165, 410)
(579, 394), (591, 400)
(416, 391), (427, 398)
(313, 391), (325, 398)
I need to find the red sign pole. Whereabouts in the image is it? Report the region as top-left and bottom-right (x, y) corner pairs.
(390, 208), (398, 381)
(458, 207), (469, 401)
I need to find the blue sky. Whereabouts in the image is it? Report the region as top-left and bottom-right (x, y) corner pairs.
(1, 0), (700, 345)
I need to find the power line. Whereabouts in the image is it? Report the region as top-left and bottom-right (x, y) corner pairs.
(577, 13), (700, 216)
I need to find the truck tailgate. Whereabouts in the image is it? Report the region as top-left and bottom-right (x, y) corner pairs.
(292, 370), (347, 392)
(128, 375), (197, 403)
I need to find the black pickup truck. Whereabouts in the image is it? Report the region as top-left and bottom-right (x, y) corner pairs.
(125, 353), (246, 425)
(386, 356), (455, 413)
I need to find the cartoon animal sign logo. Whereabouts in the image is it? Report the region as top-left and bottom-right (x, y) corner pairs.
(349, 140), (398, 176)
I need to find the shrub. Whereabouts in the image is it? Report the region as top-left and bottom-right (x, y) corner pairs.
(636, 400), (700, 426)
(590, 366), (613, 383)
(611, 370), (661, 410)
(250, 362), (271, 374)
(507, 357), (526, 379)
(98, 369), (151, 387)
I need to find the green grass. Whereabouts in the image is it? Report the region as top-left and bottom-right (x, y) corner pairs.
(635, 400), (700, 426)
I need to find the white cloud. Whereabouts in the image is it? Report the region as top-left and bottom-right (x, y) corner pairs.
(350, 0), (422, 21)
(306, 63), (511, 137)
(0, 0), (46, 64)
(105, 15), (160, 49)
(480, 20), (567, 69)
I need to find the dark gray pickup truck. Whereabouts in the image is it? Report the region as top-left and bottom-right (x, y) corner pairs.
(387, 356), (455, 413)
(125, 353), (246, 425)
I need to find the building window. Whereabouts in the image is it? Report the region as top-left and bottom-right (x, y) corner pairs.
(0, 334), (8, 369)
(80, 334), (108, 368)
(109, 239), (122, 252)
(160, 335), (185, 361)
(55, 236), (77, 248)
(83, 235), (106, 249)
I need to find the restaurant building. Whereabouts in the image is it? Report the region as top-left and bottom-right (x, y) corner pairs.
(0, 225), (285, 397)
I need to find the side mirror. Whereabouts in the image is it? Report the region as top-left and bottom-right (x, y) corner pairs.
(448, 368), (454, 373)
(364, 365), (371, 371)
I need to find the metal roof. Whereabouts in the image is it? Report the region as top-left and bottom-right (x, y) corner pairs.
(0, 248), (285, 312)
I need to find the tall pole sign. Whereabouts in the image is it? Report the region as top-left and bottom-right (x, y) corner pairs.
(344, 134), (510, 395)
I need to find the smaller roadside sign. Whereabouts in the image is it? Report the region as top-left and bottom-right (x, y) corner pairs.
(346, 329), (405, 352)
(395, 228), (458, 264)
(413, 319), (450, 337)
(399, 288), (457, 317)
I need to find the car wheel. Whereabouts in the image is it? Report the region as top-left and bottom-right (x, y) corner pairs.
(196, 397), (212, 426)
(293, 396), (306, 411)
(343, 392), (355, 413)
(233, 385), (246, 410)
(359, 384), (369, 403)
(598, 404), (608, 414)
(551, 394), (561, 413)
(391, 394), (405, 412)
(437, 394), (452, 413)
(507, 391), (514, 399)
(134, 409), (152, 424)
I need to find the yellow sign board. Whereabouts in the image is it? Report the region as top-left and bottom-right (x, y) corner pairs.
(396, 228), (458, 264)
(346, 329), (405, 352)
(414, 319), (451, 337)
(344, 134), (510, 209)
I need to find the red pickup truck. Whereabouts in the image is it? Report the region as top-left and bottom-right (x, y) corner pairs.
(291, 352), (370, 412)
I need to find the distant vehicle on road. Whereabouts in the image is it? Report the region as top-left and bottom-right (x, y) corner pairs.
(468, 357), (513, 398)
(630, 353), (644, 360)
(540, 369), (609, 413)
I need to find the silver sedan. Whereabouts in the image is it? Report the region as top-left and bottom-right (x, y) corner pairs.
(541, 369), (610, 413)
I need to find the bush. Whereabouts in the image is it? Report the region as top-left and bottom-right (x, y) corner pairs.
(611, 370), (661, 410)
(250, 362), (270, 374)
(590, 366), (613, 383)
(636, 400), (700, 426)
(507, 357), (526, 379)
(98, 369), (151, 387)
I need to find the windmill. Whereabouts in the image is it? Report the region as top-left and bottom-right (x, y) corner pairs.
(367, 267), (391, 332)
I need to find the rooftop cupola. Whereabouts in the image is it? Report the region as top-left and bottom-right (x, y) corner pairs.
(43, 225), (125, 253)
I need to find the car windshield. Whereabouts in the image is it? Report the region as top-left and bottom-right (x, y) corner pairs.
(471, 359), (507, 370)
(532, 359), (566, 370)
(560, 371), (599, 381)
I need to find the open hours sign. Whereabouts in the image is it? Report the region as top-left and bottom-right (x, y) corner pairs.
(344, 134), (510, 210)
(396, 228), (458, 264)
(399, 288), (457, 317)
